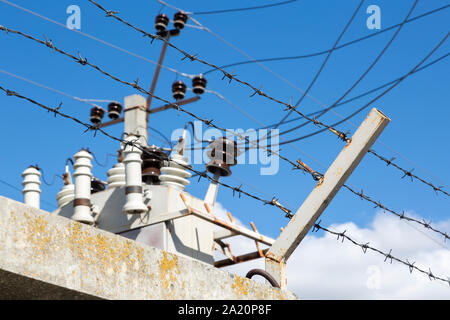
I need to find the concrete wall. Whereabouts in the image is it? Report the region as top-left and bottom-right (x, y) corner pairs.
(0, 196), (297, 300)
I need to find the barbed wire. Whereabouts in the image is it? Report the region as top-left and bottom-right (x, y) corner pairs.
(312, 222), (450, 286)
(368, 149), (449, 197)
(295, 161), (450, 243)
(0, 84), (294, 218)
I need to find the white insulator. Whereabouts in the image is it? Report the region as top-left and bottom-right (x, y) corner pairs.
(122, 136), (148, 215)
(160, 154), (192, 191)
(22, 166), (41, 209)
(72, 150), (94, 225)
(56, 183), (75, 208)
(107, 162), (126, 189)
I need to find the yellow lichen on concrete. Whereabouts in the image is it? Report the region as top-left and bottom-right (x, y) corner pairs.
(23, 214), (51, 257)
(232, 276), (249, 297)
(159, 251), (181, 290)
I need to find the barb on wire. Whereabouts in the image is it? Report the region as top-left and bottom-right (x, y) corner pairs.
(313, 223), (450, 286)
(368, 149), (449, 197)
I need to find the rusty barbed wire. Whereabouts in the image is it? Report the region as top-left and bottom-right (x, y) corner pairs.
(0, 84), (294, 218)
(368, 149), (449, 197)
(87, 0), (351, 142)
(312, 222), (450, 286)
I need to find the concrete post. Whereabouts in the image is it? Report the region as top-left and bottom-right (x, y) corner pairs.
(124, 94), (148, 147)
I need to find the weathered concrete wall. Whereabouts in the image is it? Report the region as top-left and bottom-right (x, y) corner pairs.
(0, 196), (297, 300)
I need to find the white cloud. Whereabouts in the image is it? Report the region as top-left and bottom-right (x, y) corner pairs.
(213, 204), (450, 299)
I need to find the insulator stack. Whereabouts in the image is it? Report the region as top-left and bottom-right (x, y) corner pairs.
(141, 146), (167, 184)
(122, 136), (147, 215)
(192, 75), (207, 95)
(90, 106), (105, 126)
(206, 137), (240, 177)
(172, 81), (187, 101)
(173, 11), (188, 30)
(160, 153), (192, 191)
(22, 166), (41, 209)
(72, 149), (95, 224)
(155, 14), (169, 32)
(107, 102), (123, 120)
(56, 172), (75, 208)
(107, 162), (126, 189)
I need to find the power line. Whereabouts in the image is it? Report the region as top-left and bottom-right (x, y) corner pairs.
(191, 0), (299, 15)
(0, 69), (112, 108)
(275, 0), (418, 135)
(202, 4), (450, 74)
(0, 0), (196, 80)
(274, 0), (365, 128)
(279, 32), (449, 143)
(263, 51), (449, 130)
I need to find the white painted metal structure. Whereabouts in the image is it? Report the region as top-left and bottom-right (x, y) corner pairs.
(48, 94), (390, 289)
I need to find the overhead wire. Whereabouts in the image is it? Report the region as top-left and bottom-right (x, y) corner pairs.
(201, 3), (450, 74)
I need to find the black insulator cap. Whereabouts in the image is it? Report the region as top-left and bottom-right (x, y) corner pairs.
(173, 11), (188, 30)
(172, 80), (187, 100)
(155, 14), (169, 32)
(107, 101), (123, 120)
(91, 178), (106, 194)
(192, 75), (207, 95)
(90, 106), (105, 126)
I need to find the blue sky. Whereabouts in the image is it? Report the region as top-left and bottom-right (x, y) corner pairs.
(0, 0), (448, 248)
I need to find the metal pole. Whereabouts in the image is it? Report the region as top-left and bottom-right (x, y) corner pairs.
(146, 37), (170, 115)
(266, 108), (390, 289)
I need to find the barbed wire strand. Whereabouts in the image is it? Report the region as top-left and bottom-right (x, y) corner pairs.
(312, 223), (450, 286)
